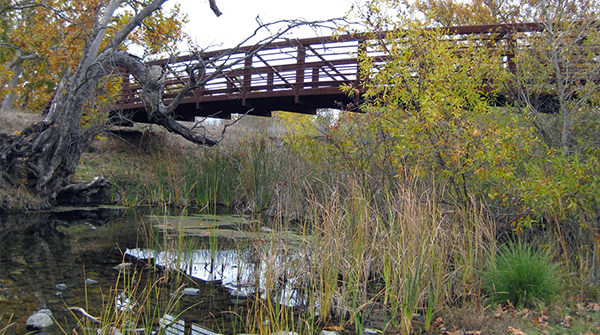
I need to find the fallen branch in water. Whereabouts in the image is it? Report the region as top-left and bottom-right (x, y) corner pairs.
(66, 307), (102, 324)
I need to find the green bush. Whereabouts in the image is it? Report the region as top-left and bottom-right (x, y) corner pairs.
(483, 240), (561, 308)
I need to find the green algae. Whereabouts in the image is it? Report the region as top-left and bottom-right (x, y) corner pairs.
(148, 214), (301, 241)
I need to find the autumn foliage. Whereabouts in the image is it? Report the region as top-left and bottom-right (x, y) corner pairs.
(0, 0), (188, 112)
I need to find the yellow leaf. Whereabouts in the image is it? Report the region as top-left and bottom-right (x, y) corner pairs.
(508, 326), (526, 335)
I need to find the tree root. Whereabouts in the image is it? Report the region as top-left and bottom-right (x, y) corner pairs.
(56, 176), (111, 206)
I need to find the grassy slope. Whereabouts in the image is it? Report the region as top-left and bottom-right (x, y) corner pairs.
(76, 116), (286, 208)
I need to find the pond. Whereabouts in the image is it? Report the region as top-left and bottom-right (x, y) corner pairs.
(0, 206), (309, 335)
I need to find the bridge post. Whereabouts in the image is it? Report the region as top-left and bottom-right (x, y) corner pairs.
(242, 52), (253, 106)
(506, 31), (517, 73)
(120, 69), (130, 105)
(267, 72), (274, 91)
(354, 40), (367, 104)
(312, 67), (319, 88)
(295, 45), (306, 103)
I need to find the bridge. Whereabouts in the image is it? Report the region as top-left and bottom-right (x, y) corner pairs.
(116, 23), (543, 121)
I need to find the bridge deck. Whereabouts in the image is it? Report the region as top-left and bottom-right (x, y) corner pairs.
(116, 23), (542, 121)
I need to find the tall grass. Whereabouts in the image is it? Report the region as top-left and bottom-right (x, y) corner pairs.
(76, 119), (596, 333)
(238, 179), (497, 334)
(62, 211), (207, 335)
(63, 258), (188, 335)
(95, 127), (503, 333)
(99, 129), (309, 212)
(0, 314), (15, 335)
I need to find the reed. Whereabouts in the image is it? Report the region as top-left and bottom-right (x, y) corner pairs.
(283, 178), (497, 334)
(63, 258), (189, 335)
(74, 122), (591, 333)
(61, 208), (214, 335)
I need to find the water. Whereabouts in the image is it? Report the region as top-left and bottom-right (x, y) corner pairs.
(0, 207), (265, 335)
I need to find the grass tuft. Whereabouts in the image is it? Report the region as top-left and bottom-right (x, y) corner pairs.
(483, 239), (561, 308)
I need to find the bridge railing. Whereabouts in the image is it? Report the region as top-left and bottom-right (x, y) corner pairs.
(118, 35), (364, 110)
(117, 23), (544, 112)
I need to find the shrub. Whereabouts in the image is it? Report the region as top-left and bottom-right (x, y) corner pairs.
(483, 240), (561, 308)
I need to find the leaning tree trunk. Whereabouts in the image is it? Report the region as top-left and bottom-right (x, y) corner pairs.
(0, 0), (124, 202)
(0, 0), (223, 205)
(0, 69), (99, 202)
(0, 0), (325, 207)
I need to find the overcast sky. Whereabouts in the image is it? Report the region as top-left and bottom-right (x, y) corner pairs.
(174, 0), (357, 49)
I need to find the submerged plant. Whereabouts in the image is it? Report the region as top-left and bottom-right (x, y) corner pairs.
(483, 239), (561, 308)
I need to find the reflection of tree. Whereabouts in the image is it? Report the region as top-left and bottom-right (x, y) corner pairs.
(0, 213), (73, 328)
(0, 209), (140, 330)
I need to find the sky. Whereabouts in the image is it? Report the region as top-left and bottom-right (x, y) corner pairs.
(173, 0), (357, 50)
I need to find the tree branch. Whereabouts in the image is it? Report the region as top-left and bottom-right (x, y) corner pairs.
(208, 0), (222, 17)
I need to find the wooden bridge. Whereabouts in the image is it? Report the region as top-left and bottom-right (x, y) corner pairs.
(116, 23), (543, 121)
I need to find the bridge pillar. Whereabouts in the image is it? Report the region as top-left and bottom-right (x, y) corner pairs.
(295, 45), (306, 104)
(242, 52), (253, 106)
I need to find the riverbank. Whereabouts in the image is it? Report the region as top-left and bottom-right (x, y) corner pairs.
(3, 111), (600, 334)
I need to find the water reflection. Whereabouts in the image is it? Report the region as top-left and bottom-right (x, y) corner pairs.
(126, 244), (309, 308)
(0, 207), (140, 334)
(0, 208), (309, 335)
(160, 313), (186, 335)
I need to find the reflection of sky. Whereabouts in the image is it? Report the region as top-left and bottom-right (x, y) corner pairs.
(160, 313), (223, 335)
(125, 247), (310, 308)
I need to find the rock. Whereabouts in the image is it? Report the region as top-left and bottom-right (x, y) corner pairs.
(230, 289), (247, 298)
(229, 289), (247, 304)
(26, 309), (54, 331)
(361, 329), (380, 335)
(86, 278), (98, 285)
(113, 263), (132, 272)
(105, 327), (123, 335)
(320, 331), (339, 335)
(38, 309), (52, 315)
(259, 226), (274, 233)
(55, 283), (68, 291)
(116, 293), (135, 311)
(272, 332), (298, 335)
(182, 288), (200, 296)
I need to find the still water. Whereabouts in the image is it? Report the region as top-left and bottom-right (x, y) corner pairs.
(0, 207), (301, 335)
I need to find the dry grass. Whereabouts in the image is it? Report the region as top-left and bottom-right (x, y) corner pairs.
(240, 179), (499, 334)
(0, 183), (46, 211)
(0, 110), (41, 133)
(0, 110), (46, 211)
(74, 115), (289, 207)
